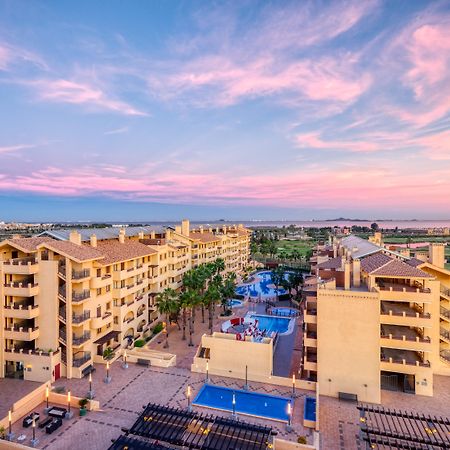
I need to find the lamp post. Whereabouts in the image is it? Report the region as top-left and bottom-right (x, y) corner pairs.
(163, 322), (168, 349)
(187, 385), (192, 412)
(122, 350), (128, 369)
(88, 372), (95, 399)
(44, 386), (51, 413)
(30, 417), (38, 447)
(244, 365), (249, 390)
(104, 361), (111, 384)
(205, 360), (210, 383)
(286, 402), (292, 432)
(7, 409), (14, 441)
(231, 391), (237, 419)
(292, 373), (296, 398)
(65, 390), (73, 419)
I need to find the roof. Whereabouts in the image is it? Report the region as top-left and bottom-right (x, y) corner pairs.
(38, 225), (165, 242)
(317, 256), (342, 270)
(339, 235), (382, 259)
(0, 236), (54, 253)
(406, 257), (425, 267)
(38, 241), (104, 263)
(371, 259), (433, 278)
(96, 240), (156, 265)
(189, 231), (221, 243)
(361, 253), (393, 273)
(108, 436), (174, 450)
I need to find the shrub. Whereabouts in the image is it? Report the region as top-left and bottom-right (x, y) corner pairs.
(103, 347), (114, 359)
(79, 398), (88, 409)
(134, 339), (145, 347)
(297, 436), (307, 444)
(152, 322), (163, 335)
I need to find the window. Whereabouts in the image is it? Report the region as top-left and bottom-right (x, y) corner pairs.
(97, 269), (101, 277)
(97, 288), (102, 296)
(114, 316), (118, 324)
(113, 264), (119, 272)
(106, 285), (110, 292)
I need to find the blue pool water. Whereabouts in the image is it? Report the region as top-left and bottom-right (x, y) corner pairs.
(304, 396), (316, 422)
(270, 307), (298, 317)
(193, 384), (292, 422)
(250, 314), (292, 334)
(228, 299), (244, 308)
(235, 271), (291, 297)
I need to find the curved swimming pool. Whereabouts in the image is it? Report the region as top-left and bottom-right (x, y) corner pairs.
(235, 270), (291, 298)
(228, 299), (244, 308)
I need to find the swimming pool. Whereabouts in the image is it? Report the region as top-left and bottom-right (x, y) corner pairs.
(270, 307), (298, 317)
(235, 271), (291, 298)
(250, 314), (293, 334)
(228, 299), (244, 308)
(193, 384), (293, 422)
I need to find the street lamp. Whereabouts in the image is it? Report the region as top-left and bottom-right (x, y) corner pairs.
(44, 385), (51, 414)
(122, 350), (128, 369)
(286, 402), (292, 432)
(231, 391), (237, 419)
(104, 361), (112, 384)
(7, 409), (14, 441)
(88, 372), (95, 399)
(187, 385), (192, 412)
(244, 365), (249, 390)
(292, 373), (296, 398)
(65, 390), (73, 419)
(30, 417), (38, 447)
(163, 322), (169, 349)
(205, 360), (210, 383)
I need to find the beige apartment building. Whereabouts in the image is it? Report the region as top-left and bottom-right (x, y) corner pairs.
(303, 234), (449, 403)
(0, 220), (251, 383)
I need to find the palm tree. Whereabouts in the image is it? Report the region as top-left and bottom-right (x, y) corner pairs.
(271, 266), (285, 300)
(156, 288), (178, 348)
(214, 258), (225, 275)
(204, 280), (221, 334)
(220, 273), (237, 314)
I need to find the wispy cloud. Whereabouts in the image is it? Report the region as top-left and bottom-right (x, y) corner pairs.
(0, 143), (36, 154)
(104, 126), (129, 135)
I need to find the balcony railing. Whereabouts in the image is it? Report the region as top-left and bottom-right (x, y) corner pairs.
(380, 333), (431, 343)
(59, 307), (66, 321)
(5, 326), (39, 333)
(4, 257), (37, 266)
(73, 352), (91, 367)
(124, 316), (135, 324)
(440, 349), (450, 363)
(72, 290), (90, 302)
(440, 327), (450, 341)
(380, 354), (430, 367)
(5, 347), (59, 357)
(440, 306), (450, 320)
(72, 269), (90, 280)
(72, 332), (91, 346)
(137, 309), (145, 317)
(72, 311), (91, 324)
(58, 286), (66, 301)
(59, 329), (67, 343)
(5, 281), (38, 288)
(441, 286), (450, 298)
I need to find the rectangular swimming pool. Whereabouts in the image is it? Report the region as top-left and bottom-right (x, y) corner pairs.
(193, 384), (292, 422)
(250, 314), (292, 334)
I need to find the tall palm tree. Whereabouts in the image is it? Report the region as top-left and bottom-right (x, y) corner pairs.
(271, 266), (285, 300)
(204, 280), (221, 334)
(156, 288), (178, 348)
(220, 273), (237, 314)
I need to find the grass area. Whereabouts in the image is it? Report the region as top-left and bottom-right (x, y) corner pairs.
(275, 239), (314, 257)
(383, 236), (450, 244)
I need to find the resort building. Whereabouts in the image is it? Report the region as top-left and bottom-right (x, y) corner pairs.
(304, 234), (450, 403)
(0, 220), (251, 383)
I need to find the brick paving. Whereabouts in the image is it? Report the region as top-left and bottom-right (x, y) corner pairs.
(0, 378), (42, 419)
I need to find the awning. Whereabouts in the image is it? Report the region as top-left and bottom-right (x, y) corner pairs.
(94, 330), (120, 345)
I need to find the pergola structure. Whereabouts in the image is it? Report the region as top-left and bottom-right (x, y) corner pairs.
(108, 435), (175, 450)
(111, 403), (274, 450)
(357, 404), (450, 449)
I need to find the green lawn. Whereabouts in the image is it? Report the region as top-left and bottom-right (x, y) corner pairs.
(275, 239), (315, 257)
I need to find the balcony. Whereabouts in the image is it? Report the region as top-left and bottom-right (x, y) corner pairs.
(303, 330), (317, 348)
(91, 311), (113, 328)
(72, 332), (91, 347)
(441, 286), (450, 299)
(380, 325), (431, 351)
(72, 310), (91, 325)
(304, 351), (317, 371)
(440, 305), (450, 321)
(304, 309), (317, 324)
(90, 274), (112, 289)
(440, 327), (450, 343)
(72, 269), (90, 281)
(380, 348), (430, 372)
(375, 282), (432, 303)
(3, 257), (38, 275)
(59, 307), (66, 322)
(59, 329), (67, 344)
(440, 349), (450, 365)
(73, 351), (91, 367)
(58, 286), (66, 302)
(4, 281), (39, 297)
(380, 301), (430, 327)
(4, 326), (39, 341)
(58, 262), (66, 280)
(72, 289), (90, 303)
(4, 304), (39, 320)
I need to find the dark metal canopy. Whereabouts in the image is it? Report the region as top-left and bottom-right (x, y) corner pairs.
(358, 404), (450, 449)
(108, 435), (175, 450)
(124, 403), (273, 450)
(94, 330), (120, 345)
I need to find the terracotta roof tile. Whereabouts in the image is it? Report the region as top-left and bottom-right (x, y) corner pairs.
(317, 256), (342, 270)
(39, 241), (104, 262)
(3, 236), (54, 253)
(189, 231), (221, 243)
(371, 259), (433, 278)
(406, 257), (425, 268)
(96, 240), (156, 265)
(361, 253), (393, 273)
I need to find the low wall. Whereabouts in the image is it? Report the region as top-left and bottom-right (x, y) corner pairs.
(191, 360), (316, 392)
(0, 382), (100, 430)
(275, 432), (320, 449)
(126, 348), (176, 367)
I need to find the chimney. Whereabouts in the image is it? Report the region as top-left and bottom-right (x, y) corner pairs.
(69, 231), (81, 246)
(181, 219), (190, 237)
(175, 226), (181, 234)
(353, 258), (361, 288)
(209, 227), (213, 233)
(199, 226), (204, 234)
(90, 234), (97, 248)
(429, 243), (445, 268)
(333, 244), (338, 258)
(119, 228), (125, 244)
(399, 248), (410, 258)
(222, 225), (227, 234)
(344, 261), (351, 290)
(138, 232), (144, 240)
